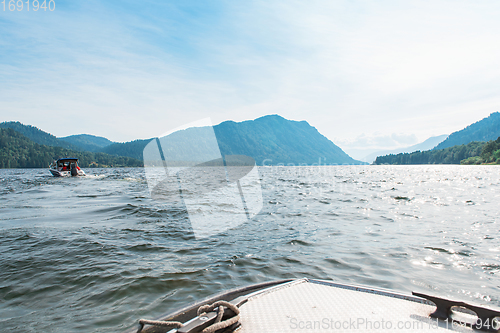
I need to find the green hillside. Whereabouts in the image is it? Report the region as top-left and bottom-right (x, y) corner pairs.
(0, 128), (142, 169)
(434, 112), (500, 150)
(461, 137), (500, 165)
(0, 121), (77, 150)
(373, 139), (500, 165)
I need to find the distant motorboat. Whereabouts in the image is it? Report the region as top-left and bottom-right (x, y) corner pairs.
(49, 158), (86, 177)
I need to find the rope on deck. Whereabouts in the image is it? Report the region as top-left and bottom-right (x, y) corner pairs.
(137, 300), (240, 333)
(197, 301), (240, 333)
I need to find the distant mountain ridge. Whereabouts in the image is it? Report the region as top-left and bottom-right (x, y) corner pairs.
(133, 115), (363, 165)
(105, 115), (364, 165)
(0, 122), (118, 153)
(214, 115), (362, 165)
(1, 115), (365, 166)
(0, 121), (78, 150)
(372, 111), (500, 165)
(0, 128), (142, 168)
(59, 134), (115, 152)
(433, 112), (500, 150)
(363, 134), (448, 163)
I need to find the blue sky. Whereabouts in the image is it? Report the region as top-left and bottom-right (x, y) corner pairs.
(1, 0), (500, 158)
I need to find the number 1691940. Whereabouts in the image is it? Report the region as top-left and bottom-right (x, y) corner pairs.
(2, 0), (55, 11)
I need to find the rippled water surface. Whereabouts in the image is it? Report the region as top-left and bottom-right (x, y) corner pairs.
(1, 166), (499, 332)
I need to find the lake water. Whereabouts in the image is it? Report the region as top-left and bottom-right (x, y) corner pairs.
(0, 165), (499, 332)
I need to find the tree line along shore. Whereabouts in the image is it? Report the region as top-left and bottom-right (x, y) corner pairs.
(0, 128), (142, 169)
(373, 137), (500, 165)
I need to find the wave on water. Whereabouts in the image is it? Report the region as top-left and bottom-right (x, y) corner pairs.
(0, 166), (499, 332)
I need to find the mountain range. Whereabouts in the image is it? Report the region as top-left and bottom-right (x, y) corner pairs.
(0, 115), (365, 168)
(101, 115), (364, 165)
(0, 127), (142, 169)
(0, 121), (77, 150)
(2, 112), (499, 168)
(361, 134), (448, 163)
(373, 112), (500, 165)
(433, 112), (500, 150)
(59, 134), (115, 152)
